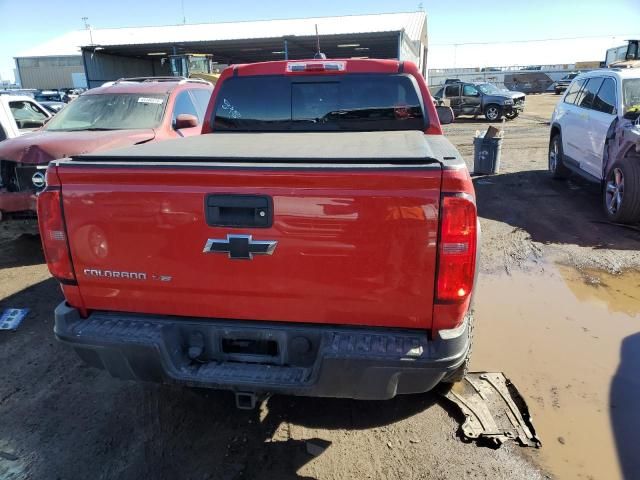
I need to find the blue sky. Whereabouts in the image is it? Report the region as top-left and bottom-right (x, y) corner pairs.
(1, 0), (639, 81)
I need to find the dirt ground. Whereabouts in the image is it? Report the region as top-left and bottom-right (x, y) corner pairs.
(1, 94), (638, 480)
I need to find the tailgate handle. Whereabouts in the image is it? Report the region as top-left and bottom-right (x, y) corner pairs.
(206, 194), (273, 228)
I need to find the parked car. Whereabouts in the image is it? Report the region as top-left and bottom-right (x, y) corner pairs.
(34, 90), (66, 103)
(41, 58), (477, 407)
(0, 94), (52, 140)
(39, 101), (66, 115)
(554, 72), (580, 95)
(0, 77), (212, 222)
(549, 68), (640, 223)
(433, 81), (526, 121)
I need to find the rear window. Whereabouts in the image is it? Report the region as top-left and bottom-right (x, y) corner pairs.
(212, 74), (426, 132)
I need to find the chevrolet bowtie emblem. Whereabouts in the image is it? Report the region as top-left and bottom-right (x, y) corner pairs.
(203, 234), (278, 260)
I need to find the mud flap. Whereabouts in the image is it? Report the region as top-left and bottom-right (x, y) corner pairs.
(441, 372), (541, 448)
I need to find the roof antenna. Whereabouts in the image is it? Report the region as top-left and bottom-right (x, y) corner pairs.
(314, 24), (326, 59)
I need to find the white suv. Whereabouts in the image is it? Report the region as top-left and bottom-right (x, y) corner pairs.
(549, 68), (640, 223)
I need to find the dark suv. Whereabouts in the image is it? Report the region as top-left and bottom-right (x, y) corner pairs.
(433, 81), (526, 121)
(554, 72), (580, 95)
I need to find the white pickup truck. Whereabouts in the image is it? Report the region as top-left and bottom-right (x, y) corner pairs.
(0, 94), (52, 142)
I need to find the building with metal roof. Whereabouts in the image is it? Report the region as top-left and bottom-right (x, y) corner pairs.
(15, 11), (427, 89)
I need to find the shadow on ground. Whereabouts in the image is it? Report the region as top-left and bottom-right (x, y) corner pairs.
(610, 333), (640, 479)
(474, 170), (640, 250)
(0, 233), (44, 268)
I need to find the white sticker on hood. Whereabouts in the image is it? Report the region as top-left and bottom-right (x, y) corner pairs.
(137, 97), (164, 104)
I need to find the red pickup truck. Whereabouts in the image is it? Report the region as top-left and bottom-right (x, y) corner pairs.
(39, 59), (478, 408)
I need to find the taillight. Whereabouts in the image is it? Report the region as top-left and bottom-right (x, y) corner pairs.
(436, 195), (477, 302)
(37, 186), (76, 284)
(433, 194), (477, 331)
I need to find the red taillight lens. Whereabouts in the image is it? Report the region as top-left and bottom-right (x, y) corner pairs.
(436, 195), (477, 303)
(37, 188), (76, 283)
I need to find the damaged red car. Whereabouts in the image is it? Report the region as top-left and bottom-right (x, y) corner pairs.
(0, 77), (212, 223)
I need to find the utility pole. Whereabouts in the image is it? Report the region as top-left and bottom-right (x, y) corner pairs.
(181, 0), (186, 24)
(82, 17), (94, 45)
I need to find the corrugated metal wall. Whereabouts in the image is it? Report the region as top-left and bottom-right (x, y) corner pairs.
(83, 51), (170, 88)
(16, 56), (84, 89)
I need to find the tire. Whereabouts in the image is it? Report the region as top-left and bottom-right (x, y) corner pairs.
(442, 312), (474, 384)
(484, 104), (502, 121)
(555, 89), (562, 95)
(603, 155), (640, 224)
(505, 110), (519, 120)
(549, 133), (571, 179)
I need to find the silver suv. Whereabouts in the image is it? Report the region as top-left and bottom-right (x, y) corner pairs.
(549, 68), (640, 223)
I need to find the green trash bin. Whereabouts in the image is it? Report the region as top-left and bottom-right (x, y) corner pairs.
(473, 135), (502, 174)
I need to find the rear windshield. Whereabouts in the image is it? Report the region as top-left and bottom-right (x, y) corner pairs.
(45, 93), (167, 131)
(212, 74), (426, 132)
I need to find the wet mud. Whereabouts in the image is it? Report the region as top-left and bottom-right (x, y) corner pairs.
(472, 264), (640, 480)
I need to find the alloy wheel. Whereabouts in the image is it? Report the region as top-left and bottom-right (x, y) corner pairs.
(549, 138), (558, 172)
(605, 168), (624, 215)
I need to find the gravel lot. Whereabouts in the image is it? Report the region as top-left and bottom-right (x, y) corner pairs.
(1, 93), (638, 480)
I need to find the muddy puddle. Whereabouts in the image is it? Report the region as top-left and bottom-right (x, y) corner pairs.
(471, 264), (640, 480)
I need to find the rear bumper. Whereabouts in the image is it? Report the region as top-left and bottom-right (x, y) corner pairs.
(54, 303), (471, 400)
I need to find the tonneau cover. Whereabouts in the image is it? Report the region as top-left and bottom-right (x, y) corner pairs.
(76, 131), (448, 163)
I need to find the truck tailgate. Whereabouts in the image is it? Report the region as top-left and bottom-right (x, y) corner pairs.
(59, 164), (442, 329)
(57, 133), (444, 329)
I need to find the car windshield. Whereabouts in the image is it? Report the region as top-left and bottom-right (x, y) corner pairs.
(476, 83), (502, 95)
(45, 93), (167, 131)
(212, 74), (426, 132)
(622, 78), (640, 112)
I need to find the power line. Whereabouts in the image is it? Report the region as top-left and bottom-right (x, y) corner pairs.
(431, 33), (640, 47)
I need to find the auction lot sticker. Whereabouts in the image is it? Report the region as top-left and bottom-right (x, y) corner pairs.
(0, 308), (29, 330)
(137, 97), (164, 104)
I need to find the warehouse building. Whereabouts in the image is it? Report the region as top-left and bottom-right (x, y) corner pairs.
(14, 11), (427, 89)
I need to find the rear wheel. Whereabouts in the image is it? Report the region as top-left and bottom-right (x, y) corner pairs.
(549, 133), (571, 179)
(603, 155), (640, 223)
(484, 104), (502, 121)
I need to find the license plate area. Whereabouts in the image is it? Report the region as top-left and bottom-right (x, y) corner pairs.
(222, 338), (279, 357)
(170, 323), (321, 368)
(219, 331), (283, 365)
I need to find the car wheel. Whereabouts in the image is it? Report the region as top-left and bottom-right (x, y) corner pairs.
(603, 156), (640, 223)
(442, 312), (474, 384)
(505, 110), (519, 120)
(555, 89), (562, 95)
(484, 104), (502, 121)
(549, 133), (571, 179)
